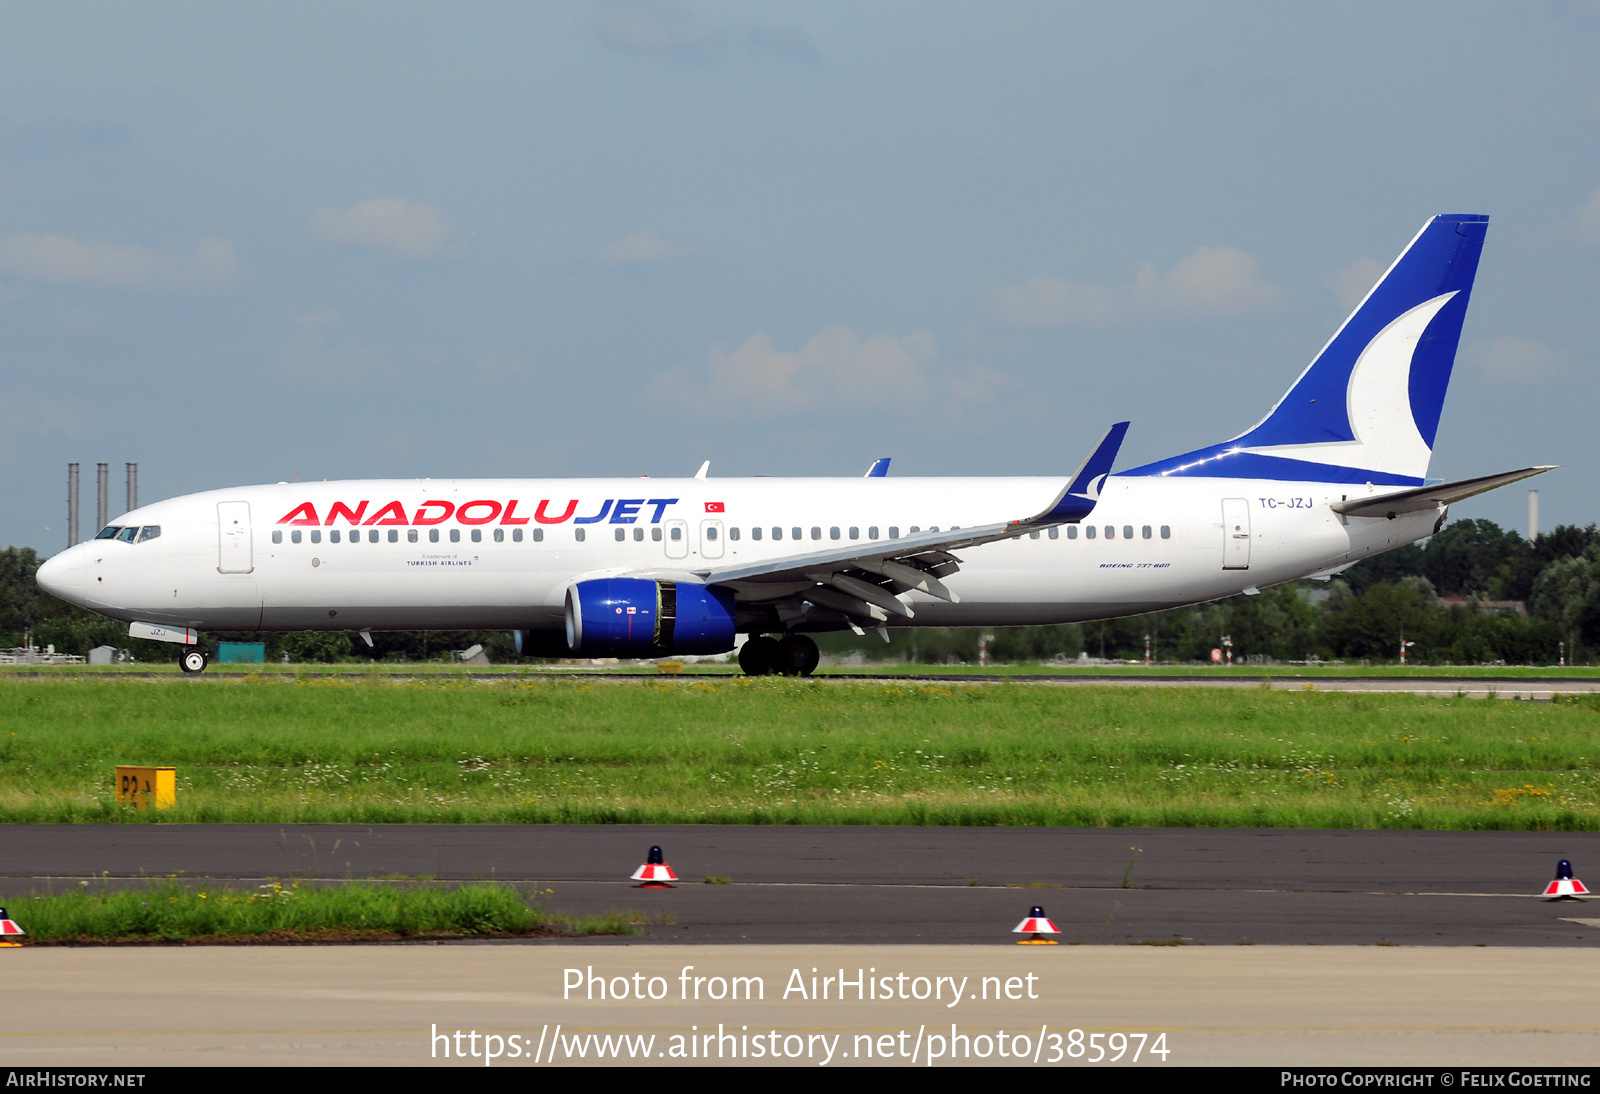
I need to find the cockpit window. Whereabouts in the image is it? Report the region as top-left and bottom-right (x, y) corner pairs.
(137, 526), (161, 543)
(116, 527), (138, 543)
(95, 526), (122, 540)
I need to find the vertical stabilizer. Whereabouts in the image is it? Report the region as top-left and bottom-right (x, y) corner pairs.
(1123, 214), (1488, 485)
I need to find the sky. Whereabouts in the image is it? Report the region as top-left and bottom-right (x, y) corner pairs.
(2, 1), (1598, 554)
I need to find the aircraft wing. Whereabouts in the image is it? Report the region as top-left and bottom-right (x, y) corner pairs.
(1330, 465), (1555, 519)
(691, 423), (1128, 624)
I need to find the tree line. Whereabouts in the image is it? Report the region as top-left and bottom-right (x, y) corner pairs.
(4, 516), (1600, 665)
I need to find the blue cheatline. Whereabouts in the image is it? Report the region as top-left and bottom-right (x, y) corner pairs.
(1122, 214), (1489, 485)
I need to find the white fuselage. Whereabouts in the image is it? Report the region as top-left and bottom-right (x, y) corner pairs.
(37, 475), (1438, 636)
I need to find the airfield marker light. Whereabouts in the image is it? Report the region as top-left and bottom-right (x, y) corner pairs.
(1013, 905), (1060, 945)
(631, 845), (678, 888)
(0, 907), (24, 946)
(1543, 859), (1590, 900)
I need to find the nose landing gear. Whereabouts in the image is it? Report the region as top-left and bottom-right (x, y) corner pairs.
(179, 647), (210, 674)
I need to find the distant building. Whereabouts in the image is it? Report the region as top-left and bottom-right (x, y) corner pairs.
(1439, 595), (1527, 618)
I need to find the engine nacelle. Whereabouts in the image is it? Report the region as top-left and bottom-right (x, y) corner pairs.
(564, 578), (736, 656)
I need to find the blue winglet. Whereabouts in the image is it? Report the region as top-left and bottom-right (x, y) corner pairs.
(1020, 421), (1129, 526)
(864, 458), (891, 478)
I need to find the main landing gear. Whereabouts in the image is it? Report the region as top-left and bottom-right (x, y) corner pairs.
(738, 634), (819, 677)
(179, 647), (210, 675)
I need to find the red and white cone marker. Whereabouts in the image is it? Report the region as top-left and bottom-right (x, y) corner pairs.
(0, 907), (25, 946)
(1543, 859), (1590, 900)
(631, 845), (678, 888)
(1013, 905), (1060, 945)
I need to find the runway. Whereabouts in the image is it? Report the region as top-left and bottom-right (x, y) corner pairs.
(6, 825), (1598, 946)
(8, 669), (1598, 700)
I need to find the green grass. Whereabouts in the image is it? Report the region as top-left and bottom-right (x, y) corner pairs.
(1, 881), (556, 942)
(4, 661), (1599, 678)
(0, 676), (1597, 829)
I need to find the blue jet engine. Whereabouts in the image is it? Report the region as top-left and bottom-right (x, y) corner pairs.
(564, 578), (736, 656)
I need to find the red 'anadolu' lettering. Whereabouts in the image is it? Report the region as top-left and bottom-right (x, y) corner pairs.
(412, 500), (454, 525)
(327, 500), (369, 526)
(456, 500), (502, 525)
(500, 499), (529, 525)
(365, 501), (409, 526)
(535, 499), (578, 524)
(278, 502), (319, 526)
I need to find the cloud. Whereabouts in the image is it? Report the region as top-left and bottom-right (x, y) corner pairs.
(307, 197), (454, 259)
(598, 231), (688, 265)
(0, 234), (238, 291)
(594, 0), (719, 59)
(660, 325), (935, 414)
(1326, 256), (1386, 311)
(984, 246), (1278, 327)
(1466, 336), (1568, 382)
(1578, 187), (1600, 243)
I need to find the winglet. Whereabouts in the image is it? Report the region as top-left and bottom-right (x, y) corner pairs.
(1017, 421), (1130, 526)
(864, 458), (891, 478)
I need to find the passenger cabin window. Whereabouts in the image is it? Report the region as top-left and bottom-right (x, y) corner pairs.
(533, 528), (544, 542)
(330, 529), (341, 543)
(889, 527), (899, 539)
(829, 527), (840, 540)
(706, 526), (718, 541)
(1160, 525), (1171, 539)
(1104, 526), (1115, 539)
(513, 528), (523, 542)
(868, 527), (878, 540)
(848, 526), (858, 540)
(1029, 530), (1040, 540)
(272, 530), (282, 544)
(1123, 525), (1133, 540)
(751, 527), (762, 541)
(428, 529), (439, 543)
(409, 529), (419, 543)
(729, 527), (740, 541)
(310, 529), (321, 544)
(96, 526), (121, 540)
(1048, 527), (1058, 540)
(450, 529), (461, 543)
(291, 530), (302, 544)
(368, 529), (379, 543)
(792, 527), (802, 540)
(494, 528), (504, 543)
(1085, 526), (1096, 539)
(1067, 526), (1077, 539)
(390, 529), (400, 543)
(812, 527), (822, 540)
(614, 528), (625, 542)
(670, 527), (682, 541)
(470, 529), (481, 543)
(575, 528), (586, 542)
(909, 526), (920, 534)
(1141, 525), (1152, 539)
(633, 527), (644, 541)
(650, 527), (660, 542)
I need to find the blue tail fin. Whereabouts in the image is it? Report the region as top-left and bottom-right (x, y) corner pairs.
(1122, 214), (1488, 485)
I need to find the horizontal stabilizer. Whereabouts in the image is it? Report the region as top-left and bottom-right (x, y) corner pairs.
(1331, 466), (1555, 518)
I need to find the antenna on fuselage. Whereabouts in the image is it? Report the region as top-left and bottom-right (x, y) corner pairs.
(694, 461), (710, 480)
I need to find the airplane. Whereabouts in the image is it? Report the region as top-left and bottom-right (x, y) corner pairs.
(36, 213), (1552, 676)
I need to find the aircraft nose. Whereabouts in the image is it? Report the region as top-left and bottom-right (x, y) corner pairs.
(36, 549), (85, 601)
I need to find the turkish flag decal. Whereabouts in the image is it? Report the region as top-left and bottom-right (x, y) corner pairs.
(705, 501), (725, 513)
